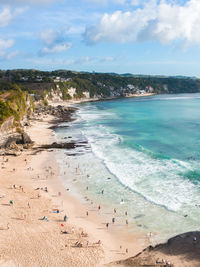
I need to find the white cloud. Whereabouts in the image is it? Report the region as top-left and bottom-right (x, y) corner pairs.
(84, 0), (200, 47)
(40, 43), (72, 54)
(0, 39), (14, 51)
(40, 29), (58, 46)
(84, 1), (156, 43)
(39, 29), (72, 55)
(4, 50), (19, 60)
(0, 7), (26, 28)
(0, 8), (13, 28)
(0, 39), (18, 60)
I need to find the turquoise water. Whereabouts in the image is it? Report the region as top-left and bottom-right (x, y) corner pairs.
(56, 94), (200, 242)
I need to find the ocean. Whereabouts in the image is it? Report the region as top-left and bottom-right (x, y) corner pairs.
(55, 93), (200, 244)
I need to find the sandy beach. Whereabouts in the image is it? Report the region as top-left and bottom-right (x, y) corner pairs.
(1, 102), (200, 267)
(0, 112), (146, 266)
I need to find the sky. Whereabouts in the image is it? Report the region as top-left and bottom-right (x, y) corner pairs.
(1, 0), (200, 76)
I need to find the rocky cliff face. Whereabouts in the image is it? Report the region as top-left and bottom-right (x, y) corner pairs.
(0, 117), (14, 134)
(0, 117), (15, 147)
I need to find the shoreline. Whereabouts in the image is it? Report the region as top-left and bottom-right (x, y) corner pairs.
(37, 111), (149, 263)
(0, 110), (147, 266)
(49, 92), (156, 107)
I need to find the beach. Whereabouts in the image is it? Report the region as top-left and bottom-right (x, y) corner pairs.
(0, 112), (146, 266)
(2, 94), (200, 266)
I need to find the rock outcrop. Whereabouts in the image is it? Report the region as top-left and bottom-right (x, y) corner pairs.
(0, 132), (33, 150)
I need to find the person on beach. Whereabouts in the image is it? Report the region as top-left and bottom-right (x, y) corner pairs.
(61, 230), (68, 234)
(126, 219), (128, 225)
(106, 223), (109, 229)
(86, 211), (89, 216)
(114, 208), (116, 214)
(125, 211), (128, 216)
(98, 205), (101, 211)
(101, 189), (104, 194)
(64, 215), (68, 222)
(112, 218), (115, 224)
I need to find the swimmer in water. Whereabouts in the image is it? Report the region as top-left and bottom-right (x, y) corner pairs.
(120, 199), (124, 204)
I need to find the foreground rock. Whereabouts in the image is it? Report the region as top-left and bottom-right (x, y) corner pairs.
(0, 132), (34, 156)
(2, 132), (34, 149)
(108, 231), (200, 267)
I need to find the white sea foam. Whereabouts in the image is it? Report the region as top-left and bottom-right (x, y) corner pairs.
(78, 108), (200, 212)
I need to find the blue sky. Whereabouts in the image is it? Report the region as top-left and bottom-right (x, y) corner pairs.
(1, 0), (200, 76)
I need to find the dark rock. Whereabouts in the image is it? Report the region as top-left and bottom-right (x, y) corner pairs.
(39, 142), (76, 149)
(21, 132), (33, 144)
(4, 134), (22, 148)
(2, 132), (33, 149)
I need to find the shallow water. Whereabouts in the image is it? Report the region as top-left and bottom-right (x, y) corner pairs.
(55, 94), (200, 244)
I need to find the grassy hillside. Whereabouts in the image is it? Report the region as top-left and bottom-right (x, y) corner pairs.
(0, 81), (34, 127)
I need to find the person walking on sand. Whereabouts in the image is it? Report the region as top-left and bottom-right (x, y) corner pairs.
(64, 215), (68, 222)
(114, 208), (116, 214)
(106, 223), (109, 229)
(86, 211), (89, 216)
(112, 217), (115, 224)
(98, 205), (101, 211)
(125, 211), (128, 216)
(126, 219), (128, 225)
(101, 189), (104, 195)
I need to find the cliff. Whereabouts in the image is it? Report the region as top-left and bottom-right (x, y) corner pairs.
(0, 83), (34, 147)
